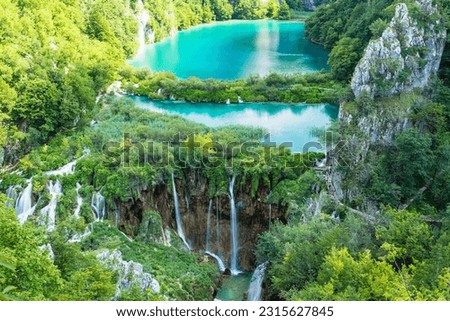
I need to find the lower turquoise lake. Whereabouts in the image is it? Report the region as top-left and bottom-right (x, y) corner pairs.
(129, 20), (329, 80)
(131, 97), (338, 152)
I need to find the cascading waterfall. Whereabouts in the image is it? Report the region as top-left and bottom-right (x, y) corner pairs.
(16, 180), (36, 224)
(45, 160), (76, 176)
(91, 192), (105, 221)
(135, 0), (150, 58)
(40, 180), (63, 231)
(205, 251), (226, 272)
(171, 173), (191, 250)
(205, 199), (225, 272)
(247, 262), (269, 301)
(6, 185), (17, 208)
(73, 183), (83, 219)
(229, 175), (240, 275)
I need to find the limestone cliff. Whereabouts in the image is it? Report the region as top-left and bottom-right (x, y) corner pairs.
(116, 169), (286, 271)
(351, 0), (446, 97)
(303, 0), (327, 11)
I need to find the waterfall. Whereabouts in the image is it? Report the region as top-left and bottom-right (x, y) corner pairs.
(91, 192), (105, 221)
(238, 96), (244, 103)
(114, 201), (120, 226)
(171, 173), (191, 250)
(73, 183), (83, 219)
(16, 180), (36, 224)
(135, 0), (150, 58)
(205, 251), (226, 272)
(45, 160), (76, 176)
(206, 199), (225, 272)
(216, 197), (220, 248)
(6, 185), (17, 208)
(40, 180), (63, 232)
(229, 175), (240, 275)
(247, 262), (269, 301)
(206, 199), (213, 250)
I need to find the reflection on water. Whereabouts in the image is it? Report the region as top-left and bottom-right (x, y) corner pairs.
(131, 97), (338, 152)
(128, 20), (329, 80)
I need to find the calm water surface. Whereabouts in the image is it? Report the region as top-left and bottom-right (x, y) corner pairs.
(129, 20), (328, 79)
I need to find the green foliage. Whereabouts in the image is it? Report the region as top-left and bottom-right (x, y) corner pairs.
(328, 37), (362, 81)
(0, 194), (62, 300)
(278, 1), (291, 20)
(121, 69), (350, 105)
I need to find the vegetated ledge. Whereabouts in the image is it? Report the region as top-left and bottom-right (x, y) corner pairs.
(116, 68), (351, 105)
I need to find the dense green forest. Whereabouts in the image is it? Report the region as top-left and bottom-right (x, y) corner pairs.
(0, 0), (449, 302)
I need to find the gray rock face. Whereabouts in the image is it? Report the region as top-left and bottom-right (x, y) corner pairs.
(351, 0), (446, 97)
(302, 0), (327, 11)
(97, 249), (160, 300)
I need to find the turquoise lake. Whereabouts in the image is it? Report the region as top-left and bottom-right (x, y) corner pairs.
(129, 20), (329, 79)
(130, 97), (338, 152)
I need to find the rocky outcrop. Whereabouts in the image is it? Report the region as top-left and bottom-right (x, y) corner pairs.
(97, 249), (160, 300)
(351, 0), (446, 97)
(302, 0), (327, 11)
(116, 169), (286, 271)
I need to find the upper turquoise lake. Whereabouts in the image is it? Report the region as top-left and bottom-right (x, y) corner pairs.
(129, 20), (329, 79)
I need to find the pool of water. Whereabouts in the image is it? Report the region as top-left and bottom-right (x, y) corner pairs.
(130, 97), (338, 152)
(216, 274), (252, 301)
(128, 20), (329, 80)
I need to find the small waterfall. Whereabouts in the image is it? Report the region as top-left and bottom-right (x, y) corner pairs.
(206, 199), (213, 250)
(205, 251), (226, 272)
(226, 99), (231, 105)
(216, 197), (220, 248)
(171, 173), (191, 250)
(16, 180), (36, 223)
(40, 180), (63, 231)
(68, 226), (92, 243)
(247, 262), (269, 301)
(206, 199), (225, 272)
(6, 185), (17, 208)
(45, 160), (76, 176)
(229, 175), (240, 275)
(135, 0), (150, 58)
(238, 96), (244, 103)
(114, 201), (120, 226)
(73, 183), (83, 219)
(91, 192), (105, 221)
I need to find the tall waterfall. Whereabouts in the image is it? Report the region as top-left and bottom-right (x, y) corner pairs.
(91, 192), (105, 221)
(247, 262), (268, 301)
(229, 175), (240, 275)
(16, 180), (36, 224)
(135, 0), (150, 58)
(171, 173), (191, 250)
(40, 180), (63, 231)
(206, 199), (213, 250)
(206, 199), (225, 272)
(73, 183), (83, 219)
